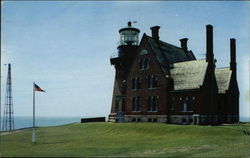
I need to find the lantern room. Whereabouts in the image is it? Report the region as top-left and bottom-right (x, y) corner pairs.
(119, 21), (140, 46)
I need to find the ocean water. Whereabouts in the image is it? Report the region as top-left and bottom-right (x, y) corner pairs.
(0, 116), (81, 131)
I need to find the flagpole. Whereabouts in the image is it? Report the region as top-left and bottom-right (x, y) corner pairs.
(32, 82), (36, 143)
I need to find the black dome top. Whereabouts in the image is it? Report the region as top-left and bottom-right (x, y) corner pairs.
(119, 21), (140, 33)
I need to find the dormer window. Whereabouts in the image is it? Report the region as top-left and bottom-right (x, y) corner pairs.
(139, 58), (149, 70)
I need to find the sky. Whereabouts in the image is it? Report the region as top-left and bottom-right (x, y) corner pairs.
(1, 1), (250, 121)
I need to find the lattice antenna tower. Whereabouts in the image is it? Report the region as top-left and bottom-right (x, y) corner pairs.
(2, 63), (15, 131)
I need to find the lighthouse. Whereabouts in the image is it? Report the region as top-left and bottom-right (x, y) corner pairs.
(108, 22), (239, 125)
(109, 21), (140, 122)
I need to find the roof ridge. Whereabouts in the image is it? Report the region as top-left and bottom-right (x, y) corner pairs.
(159, 40), (182, 50)
(145, 34), (182, 50)
(216, 67), (230, 70)
(173, 59), (205, 64)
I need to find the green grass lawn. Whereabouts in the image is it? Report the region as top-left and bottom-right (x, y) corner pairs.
(0, 122), (250, 157)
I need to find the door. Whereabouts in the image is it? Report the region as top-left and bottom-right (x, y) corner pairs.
(193, 115), (200, 125)
(193, 116), (197, 124)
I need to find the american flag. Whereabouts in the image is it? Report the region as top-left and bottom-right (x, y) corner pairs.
(34, 84), (46, 92)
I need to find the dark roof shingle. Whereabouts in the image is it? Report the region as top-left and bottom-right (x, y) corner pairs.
(146, 35), (195, 73)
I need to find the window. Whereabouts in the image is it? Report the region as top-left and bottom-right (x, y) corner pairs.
(148, 96), (159, 112)
(171, 104), (175, 111)
(182, 102), (187, 112)
(181, 97), (194, 112)
(120, 30), (139, 45)
(139, 58), (149, 70)
(132, 97), (141, 112)
(187, 100), (194, 112)
(148, 76), (158, 89)
(140, 49), (148, 55)
(132, 77), (141, 90)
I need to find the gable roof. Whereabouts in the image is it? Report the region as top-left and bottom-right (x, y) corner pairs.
(215, 68), (232, 94)
(170, 59), (208, 91)
(145, 35), (196, 73)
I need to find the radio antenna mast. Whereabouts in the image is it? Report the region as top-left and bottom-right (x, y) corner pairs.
(2, 63), (15, 131)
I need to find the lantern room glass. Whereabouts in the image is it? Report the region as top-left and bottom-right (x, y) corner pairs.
(119, 30), (139, 46)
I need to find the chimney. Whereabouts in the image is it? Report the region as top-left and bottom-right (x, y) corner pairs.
(230, 38), (236, 67)
(206, 25), (214, 65)
(180, 38), (188, 51)
(230, 38), (236, 75)
(150, 26), (160, 40)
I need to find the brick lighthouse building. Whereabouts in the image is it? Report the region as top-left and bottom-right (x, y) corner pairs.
(108, 22), (239, 125)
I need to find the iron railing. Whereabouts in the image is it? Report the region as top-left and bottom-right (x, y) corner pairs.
(110, 52), (119, 59)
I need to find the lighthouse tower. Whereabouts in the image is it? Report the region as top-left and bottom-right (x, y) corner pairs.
(109, 22), (140, 122)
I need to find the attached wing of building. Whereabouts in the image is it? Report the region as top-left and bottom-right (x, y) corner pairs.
(170, 59), (208, 91)
(215, 68), (232, 94)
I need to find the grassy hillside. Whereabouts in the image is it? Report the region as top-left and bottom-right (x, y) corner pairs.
(0, 122), (250, 157)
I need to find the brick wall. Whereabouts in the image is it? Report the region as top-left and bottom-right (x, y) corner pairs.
(125, 38), (168, 116)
